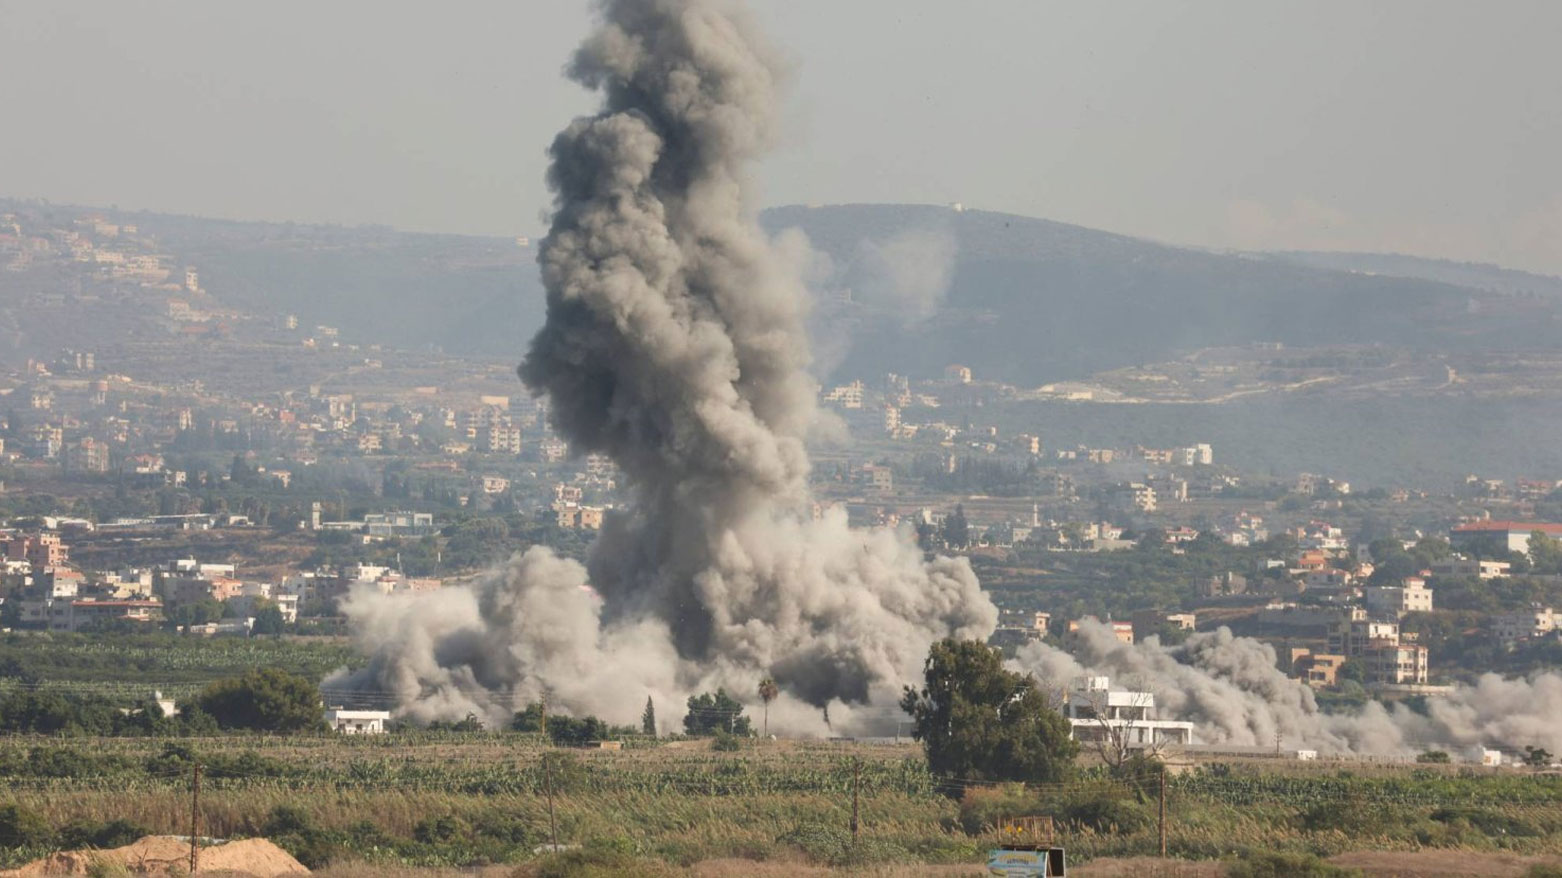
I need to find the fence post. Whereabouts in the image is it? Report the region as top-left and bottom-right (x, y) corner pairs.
(1158, 766), (1167, 858)
(189, 761), (202, 875)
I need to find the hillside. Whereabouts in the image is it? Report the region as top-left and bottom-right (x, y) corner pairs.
(761, 204), (1562, 384)
(9, 199), (1560, 388)
(129, 211), (545, 359)
(1267, 250), (1562, 299)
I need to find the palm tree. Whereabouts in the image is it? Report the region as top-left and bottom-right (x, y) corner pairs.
(758, 677), (779, 737)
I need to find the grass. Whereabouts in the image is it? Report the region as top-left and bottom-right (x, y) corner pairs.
(3, 738), (1562, 872)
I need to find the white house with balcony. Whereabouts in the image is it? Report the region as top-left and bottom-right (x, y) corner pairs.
(1065, 676), (1195, 749)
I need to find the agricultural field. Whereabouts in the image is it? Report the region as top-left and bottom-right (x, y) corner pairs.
(0, 632), (358, 694)
(4, 736), (1562, 874)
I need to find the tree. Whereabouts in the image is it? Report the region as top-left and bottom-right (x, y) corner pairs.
(511, 702), (545, 733)
(1525, 745), (1555, 767)
(1337, 658), (1367, 685)
(1530, 532), (1562, 575)
(940, 504), (971, 550)
(641, 696), (657, 737)
(192, 668), (325, 732)
(546, 714), (607, 746)
(251, 601), (286, 637)
(683, 689), (751, 737)
(900, 639), (1077, 785)
(757, 677), (778, 737)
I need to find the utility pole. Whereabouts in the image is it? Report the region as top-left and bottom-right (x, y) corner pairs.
(850, 758), (861, 844)
(1158, 766), (1167, 858)
(189, 761), (202, 875)
(544, 756), (559, 852)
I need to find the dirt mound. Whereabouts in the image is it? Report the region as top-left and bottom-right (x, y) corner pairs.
(0, 835), (308, 877)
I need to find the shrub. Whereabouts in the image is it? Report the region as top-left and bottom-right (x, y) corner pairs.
(527, 836), (681, 878)
(413, 814), (470, 845)
(711, 731), (742, 752)
(0, 803), (53, 849)
(1525, 865), (1562, 878)
(58, 818), (148, 850)
(1055, 787), (1152, 834)
(262, 804), (315, 837)
(957, 784), (1037, 835)
(777, 821), (852, 863)
(1227, 851), (1362, 878)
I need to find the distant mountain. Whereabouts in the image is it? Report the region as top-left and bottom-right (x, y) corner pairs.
(107, 209), (545, 360)
(760, 204), (1562, 384)
(1262, 251), (1562, 299)
(11, 198), (1560, 388)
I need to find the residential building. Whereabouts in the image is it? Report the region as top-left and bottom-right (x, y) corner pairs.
(362, 511), (436, 538)
(1292, 651), (1347, 688)
(1493, 607), (1556, 646)
(1364, 643), (1430, 685)
(1065, 676), (1195, 749)
(59, 599), (162, 632)
(1428, 558), (1512, 580)
(1069, 617), (1135, 644)
(1450, 521), (1562, 555)
(6, 533), (68, 570)
(64, 438), (110, 473)
(325, 708), (392, 734)
(1106, 482), (1157, 513)
(1365, 579), (1435, 617)
(1328, 609), (1400, 657)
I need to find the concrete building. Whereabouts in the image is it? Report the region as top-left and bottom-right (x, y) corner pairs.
(1450, 521), (1562, 555)
(1428, 558), (1512, 580)
(1493, 606), (1556, 646)
(325, 708), (392, 734)
(1066, 676), (1195, 749)
(6, 533), (68, 570)
(1365, 643), (1429, 685)
(1291, 650), (1347, 688)
(1107, 482), (1157, 513)
(58, 599), (162, 632)
(1365, 579), (1434, 617)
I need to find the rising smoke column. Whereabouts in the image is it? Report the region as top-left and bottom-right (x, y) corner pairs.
(331, 0), (995, 729)
(1017, 621), (1562, 758)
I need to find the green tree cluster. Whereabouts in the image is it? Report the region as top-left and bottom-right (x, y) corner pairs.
(900, 639), (1077, 785)
(191, 668), (325, 732)
(683, 690), (752, 737)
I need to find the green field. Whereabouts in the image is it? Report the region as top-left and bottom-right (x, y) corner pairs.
(3, 735), (1562, 874)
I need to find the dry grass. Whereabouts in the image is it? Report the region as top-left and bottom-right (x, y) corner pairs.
(1071, 857), (1225, 878)
(1327, 849), (1562, 877)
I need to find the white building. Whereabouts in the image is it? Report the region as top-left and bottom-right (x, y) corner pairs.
(1065, 676), (1194, 749)
(324, 708), (392, 734)
(1365, 579), (1434, 617)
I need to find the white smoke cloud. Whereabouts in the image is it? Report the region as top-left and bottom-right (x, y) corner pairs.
(329, 0), (995, 733)
(1016, 620), (1562, 758)
(851, 227), (959, 324)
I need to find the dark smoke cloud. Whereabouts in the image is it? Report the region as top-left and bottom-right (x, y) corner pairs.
(330, 0), (995, 732)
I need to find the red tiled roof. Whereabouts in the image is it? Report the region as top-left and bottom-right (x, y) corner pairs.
(1452, 521), (1562, 534)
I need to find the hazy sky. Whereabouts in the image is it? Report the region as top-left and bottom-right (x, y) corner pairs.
(2, 1), (1558, 274)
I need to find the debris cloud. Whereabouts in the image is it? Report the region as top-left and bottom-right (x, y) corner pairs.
(332, 0), (995, 731)
(1017, 621), (1562, 758)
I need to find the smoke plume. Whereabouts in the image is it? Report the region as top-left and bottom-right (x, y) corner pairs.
(330, 0), (995, 731)
(1018, 621), (1562, 758)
